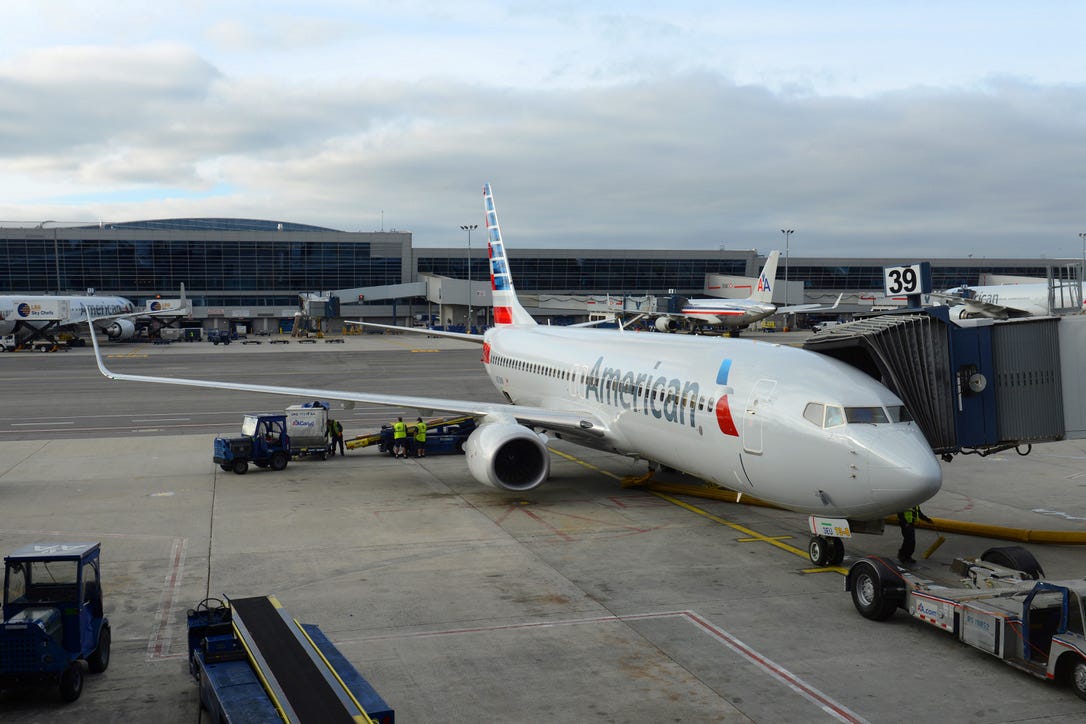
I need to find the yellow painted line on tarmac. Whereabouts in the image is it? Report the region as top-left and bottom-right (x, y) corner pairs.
(548, 448), (625, 481)
(550, 447), (846, 573)
(410, 349), (441, 353)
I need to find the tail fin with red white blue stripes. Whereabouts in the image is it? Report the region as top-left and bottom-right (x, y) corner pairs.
(483, 183), (536, 327)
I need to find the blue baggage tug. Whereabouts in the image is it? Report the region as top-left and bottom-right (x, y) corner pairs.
(0, 542), (111, 702)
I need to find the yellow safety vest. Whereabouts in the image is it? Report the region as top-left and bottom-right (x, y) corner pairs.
(415, 422), (427, 442)
(903, 506), (921, 524)
(393, 421), (407, 439)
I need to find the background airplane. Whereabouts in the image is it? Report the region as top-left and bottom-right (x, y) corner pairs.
(643, 251), (840, 335)
(0, 286), (189, 345)
(86, 184), (940, 566)
(931, 279), (1086, 319)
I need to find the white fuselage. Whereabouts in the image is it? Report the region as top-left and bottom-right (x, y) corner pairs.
(482, 326), (940, 519)
(0, 295), (136, 337)
(941, 282), (1086, 318)
(680, 298), (779, 327)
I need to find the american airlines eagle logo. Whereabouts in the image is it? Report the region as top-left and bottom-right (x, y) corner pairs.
(714, 359), (739, 437)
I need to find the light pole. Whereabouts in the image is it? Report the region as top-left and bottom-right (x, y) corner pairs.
(1079, 232), (1086, 284)
(780, 229), (794, 310)
(460, 224), (477, 330)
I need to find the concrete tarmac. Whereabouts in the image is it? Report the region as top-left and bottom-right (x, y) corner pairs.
(1, 333), (1085, 722)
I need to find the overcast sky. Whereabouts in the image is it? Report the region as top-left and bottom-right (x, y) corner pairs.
(1, 1), (1084, 258)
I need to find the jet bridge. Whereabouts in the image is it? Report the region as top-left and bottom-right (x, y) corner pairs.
(803, 307), (1079, 456)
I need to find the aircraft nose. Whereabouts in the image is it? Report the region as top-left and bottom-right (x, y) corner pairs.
(869, 430), (942, 511)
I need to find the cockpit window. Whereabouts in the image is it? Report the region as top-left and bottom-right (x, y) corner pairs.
(886, 405), (913, 423)
(824, 406), (846, 428)
(803, 403), (824, 427)
(844, 406), (890, 424)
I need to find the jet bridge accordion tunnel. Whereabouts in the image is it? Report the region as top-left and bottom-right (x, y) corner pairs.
(802, 308), (1086, 456)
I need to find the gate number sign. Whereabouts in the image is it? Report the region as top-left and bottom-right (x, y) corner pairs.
(883, 263), (929, 297)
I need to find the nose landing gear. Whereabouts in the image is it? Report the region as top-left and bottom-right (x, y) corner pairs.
(808, 535), (845, 567)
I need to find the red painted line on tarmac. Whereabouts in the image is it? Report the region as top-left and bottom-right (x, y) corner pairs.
(147, 537), (187, 661)
(345, 609), (868, 722)
(520, 508), (576, 541)
(680, 610), (869, 724)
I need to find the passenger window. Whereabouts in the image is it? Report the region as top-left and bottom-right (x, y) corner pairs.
(824, 406), (845, 427)
(803, 403), (824, 427)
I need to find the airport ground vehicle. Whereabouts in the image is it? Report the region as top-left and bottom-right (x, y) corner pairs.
(206, 329), (232, 345)
(214, 414), (291, 474)
(0, 542), (111, 702)
(187, 595), (393, 722)
(0, 334), (15, 351)
(845, 546), (1086, 699)
(369, 417), (476, 456)
(284, 403), (332, 459)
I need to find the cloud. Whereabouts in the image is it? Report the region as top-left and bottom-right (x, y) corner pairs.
(0, 43), (1085, 258)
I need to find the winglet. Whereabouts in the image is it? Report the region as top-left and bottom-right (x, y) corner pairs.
(483, 183), (536, 327)
(84, 309), (116, 380)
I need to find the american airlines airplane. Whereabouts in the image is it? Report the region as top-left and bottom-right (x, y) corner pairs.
(85, 184), (941, 566)
(647, 251), (840, 334)
(931, 280), (1086, 319)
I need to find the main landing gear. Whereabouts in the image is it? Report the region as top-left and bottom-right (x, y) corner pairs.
(808, 535), (845, 567)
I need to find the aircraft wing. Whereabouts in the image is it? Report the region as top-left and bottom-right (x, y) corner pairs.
(88, 316), (608, 438)
(776, 293), (843, 314)
(345, 320), (484, 343)
(927, 292), (1027, 319)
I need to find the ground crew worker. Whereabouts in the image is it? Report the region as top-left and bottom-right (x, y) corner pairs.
(329, 418), (345, 456)
(897, 504), (933, 566)
(392, 416), (408, 458)
(414, 417), (427, 458)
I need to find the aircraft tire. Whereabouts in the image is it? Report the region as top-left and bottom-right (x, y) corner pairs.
(808, 536), (833, 566)
(828, 537), (845, 566)
(849, 560), (899, 621)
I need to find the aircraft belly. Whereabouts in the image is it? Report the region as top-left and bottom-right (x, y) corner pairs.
(616, 413), (740, 485)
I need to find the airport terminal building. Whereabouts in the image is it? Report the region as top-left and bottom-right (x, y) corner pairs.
(0, 218), (1068, 333)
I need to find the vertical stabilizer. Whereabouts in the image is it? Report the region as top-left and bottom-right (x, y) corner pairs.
(749, 251), (780, 303)
(483, 183), (536, 326)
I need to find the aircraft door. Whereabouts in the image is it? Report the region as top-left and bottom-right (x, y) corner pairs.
(742, 379), (777, 454)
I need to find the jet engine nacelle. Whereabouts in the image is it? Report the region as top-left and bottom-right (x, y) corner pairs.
(655, 316), (681, 332)
(464, 421), (550, 492)
(105, 318), (136, 340)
